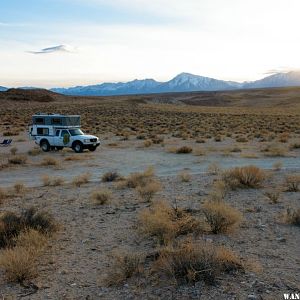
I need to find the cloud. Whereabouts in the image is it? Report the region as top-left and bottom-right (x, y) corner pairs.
(28, 44), (76, 55)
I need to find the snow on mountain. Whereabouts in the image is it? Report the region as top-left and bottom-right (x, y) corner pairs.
(245, 71), (300, 89)
(51, 71), (300, 96)
(0, 86), (7, 92)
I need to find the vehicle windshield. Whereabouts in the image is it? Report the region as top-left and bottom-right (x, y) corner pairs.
(69, 129), (84, 136)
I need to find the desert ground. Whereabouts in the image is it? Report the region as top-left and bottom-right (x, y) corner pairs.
(0, 88), (299, 299)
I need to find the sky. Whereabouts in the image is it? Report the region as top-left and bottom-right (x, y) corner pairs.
(1, 0), (300, 88)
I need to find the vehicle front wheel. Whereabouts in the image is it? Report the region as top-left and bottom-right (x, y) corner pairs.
(40, 140), (50, 152)
(88, 145), (97, 152)
(73, 142), (83, 153)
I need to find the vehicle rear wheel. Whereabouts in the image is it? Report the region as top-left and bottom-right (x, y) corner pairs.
(73, 142), (83, 153)
(88, 145), (97, 152)
(40, 140), (50, 152)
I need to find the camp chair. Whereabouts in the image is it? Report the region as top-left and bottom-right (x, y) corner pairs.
(0, 139), (12, 146)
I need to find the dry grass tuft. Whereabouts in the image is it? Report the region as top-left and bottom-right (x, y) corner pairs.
(8, 155), (27, 165)
(28, 147), (42, 156)
(178, 171), (192, 182)
(284, 208), (300, 226)
(138, 201), (204, 244)
(203, 201), (242, 234)
(13, 182), (26, 194)
(222, 165), (266, 189)
(0, 229), (48, 283)
(72, 172), (91, 187)
(264, 189), (281, 203)
(136, 180), (162, 202)
(105, 251), (144, 286)
(91, 188), (112, 205)
(154, 240), (243, 285)
(41, 175), (64, 186)
(40, 156), (58, 166)
(122, 167), (155, 189)
(101, 171), (122, 182)
(175, 146), (193, 154)
(284, 175), (300, 192)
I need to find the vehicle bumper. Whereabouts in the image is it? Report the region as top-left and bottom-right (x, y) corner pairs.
(83, 142), (100, 149)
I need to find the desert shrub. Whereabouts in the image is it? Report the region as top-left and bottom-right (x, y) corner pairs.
(176, 146), (193, 154)
(222, 165), (265, 189)
(178, 171), (191, 182)
(123, 167), (154, 189)
(203, 201), (242, 234)
(0, 229), (47, 283)
(136, 180), (162, 202)
(20, 207), (57, 234)
(13, 182), (26, 194)
(41, 156), (58, 166)
(154, 240), (243, 285)
(0, 208), (55, 247)
(72, 172), (91, 187)
(278, 132), (289, 143)
(284, 208), (300, 226)
(285, 175), (300, 192)
(262, 144), (287, 157)
(143, 139), (152, 147)
(28, 147), (42, 156)
(101, 171), (121, 182)
(105, 251), (144, 286)
(0, 246), (36, 283)
(91, 189), (112, 205)
(235, 137), (248, 143)
(264, 189), (281, 203)
(138, 201), (204, 244)
(8, 155), (27, 165)
(214, 136), (222, 142)
(10, 147), (18, 155)
(289, 142), (300, 149)
(207, 163), (221, 175)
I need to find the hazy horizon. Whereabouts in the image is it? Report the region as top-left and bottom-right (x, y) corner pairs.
(1, 0), (300, 88)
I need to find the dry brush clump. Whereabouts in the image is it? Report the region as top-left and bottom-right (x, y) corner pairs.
(42, 175), (65, 186)
(284, 208), (300, 226)
(72, 172), (91, 187)
(154, 240), (243, 285)
(284, 174), (300, 192)
(91, 188), (112, 205)
(40, 156), (58, 166)
(202, 200), (242, 234)
(119, 167), (155, 189)
(178, 171), (192, 182)
(222, 165), (266, 189)
(264, 189), (281, 203)
(0, 208), (57, 283)
(104, 251), (144, 286)
(138, 201), (204, 245)
(8, 155), (27, 165)
(136, 180), (162, 202)
(101, 171), (122, 182)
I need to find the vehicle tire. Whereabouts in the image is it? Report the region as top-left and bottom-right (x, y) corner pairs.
(88, 145), (97, 152)
(56, 146), (64, 151)
(73, 141), (83, 153)
(40, 140), (50, 152)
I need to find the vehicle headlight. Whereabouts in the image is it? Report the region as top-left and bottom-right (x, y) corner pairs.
(84, 139), (90, 143)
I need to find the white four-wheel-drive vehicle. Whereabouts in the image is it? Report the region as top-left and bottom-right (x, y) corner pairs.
(29, 114), (100, 153)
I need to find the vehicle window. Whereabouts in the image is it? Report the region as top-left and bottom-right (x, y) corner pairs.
(55, 130), (60, 136)
(35, 117), (44, 124)
(52, 118), (62, 125)
(37, 128), (49, 135)
(69, 129), (84, 136)
(61, 130), (69, 137)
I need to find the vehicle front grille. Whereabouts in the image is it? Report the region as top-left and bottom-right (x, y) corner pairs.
(90, 138), (97, 142)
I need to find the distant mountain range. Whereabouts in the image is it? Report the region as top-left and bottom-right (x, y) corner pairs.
(51, 71), (300, 96)
(2, 71), (300, 96)
(0, 86), (7, 92)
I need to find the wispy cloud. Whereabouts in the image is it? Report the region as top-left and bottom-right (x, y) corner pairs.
(28, 44), (76, 55)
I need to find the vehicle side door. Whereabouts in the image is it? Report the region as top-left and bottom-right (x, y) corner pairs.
(60, 129), (72, 147)
(53, 129), (61, 146)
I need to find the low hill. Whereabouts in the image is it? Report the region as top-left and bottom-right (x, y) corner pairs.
(0, 88), (65, 102)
